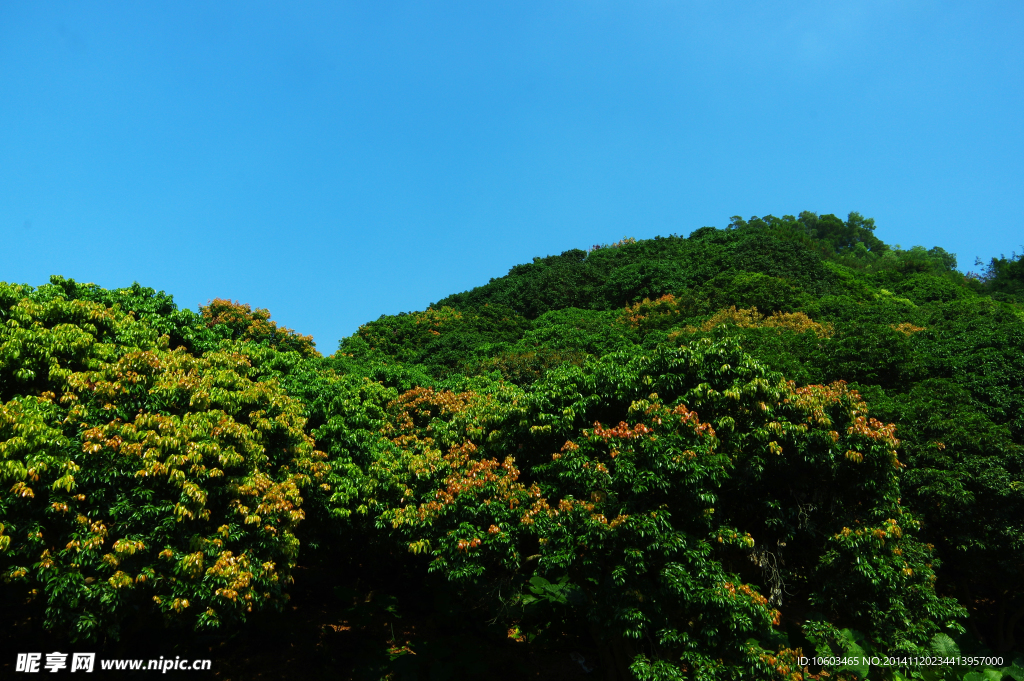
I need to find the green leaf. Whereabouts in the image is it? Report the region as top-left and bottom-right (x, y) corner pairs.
(1003, 660), (1024, 681)
(930, 633), (961, 658)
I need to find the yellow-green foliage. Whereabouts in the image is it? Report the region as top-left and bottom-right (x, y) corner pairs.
(199, 298), (319, 357)
(355, 307), (466, 350)
(890, 322), (926, 336)
(677, 306), (833, 338)
(0, 283), (324, 641)
(618, 294), (692, 330)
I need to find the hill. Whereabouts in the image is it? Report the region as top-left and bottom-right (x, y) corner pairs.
(2, 212), (1022, 680)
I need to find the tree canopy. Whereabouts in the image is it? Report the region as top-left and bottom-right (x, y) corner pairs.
(2, 214), (1023, 680)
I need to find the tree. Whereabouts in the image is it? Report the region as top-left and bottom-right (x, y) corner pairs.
(353, 340), (962, 679)
(0, 282), (324, 641)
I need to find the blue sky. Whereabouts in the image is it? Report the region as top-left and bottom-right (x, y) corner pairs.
(1, 1), (1021, 351)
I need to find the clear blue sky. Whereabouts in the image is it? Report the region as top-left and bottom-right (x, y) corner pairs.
(1, 2), (1021, 351)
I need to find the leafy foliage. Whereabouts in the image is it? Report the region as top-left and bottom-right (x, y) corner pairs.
(973, 251), (1024, 303)
(199, 299), (319, 358)
(2, 209), (1023, 680)
(0, 282), (325, 641)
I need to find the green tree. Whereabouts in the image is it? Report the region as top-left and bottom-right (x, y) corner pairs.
(0, 282), (324, 641)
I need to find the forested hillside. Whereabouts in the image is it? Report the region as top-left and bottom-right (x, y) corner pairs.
(2, 212), (1023, 680)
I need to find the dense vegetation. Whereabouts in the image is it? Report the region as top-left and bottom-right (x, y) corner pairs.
(2, 212), (1023, 680)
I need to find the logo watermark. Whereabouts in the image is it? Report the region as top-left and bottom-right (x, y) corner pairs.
(797, 655), (1005, 668)
(15, 653), (212, 674)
